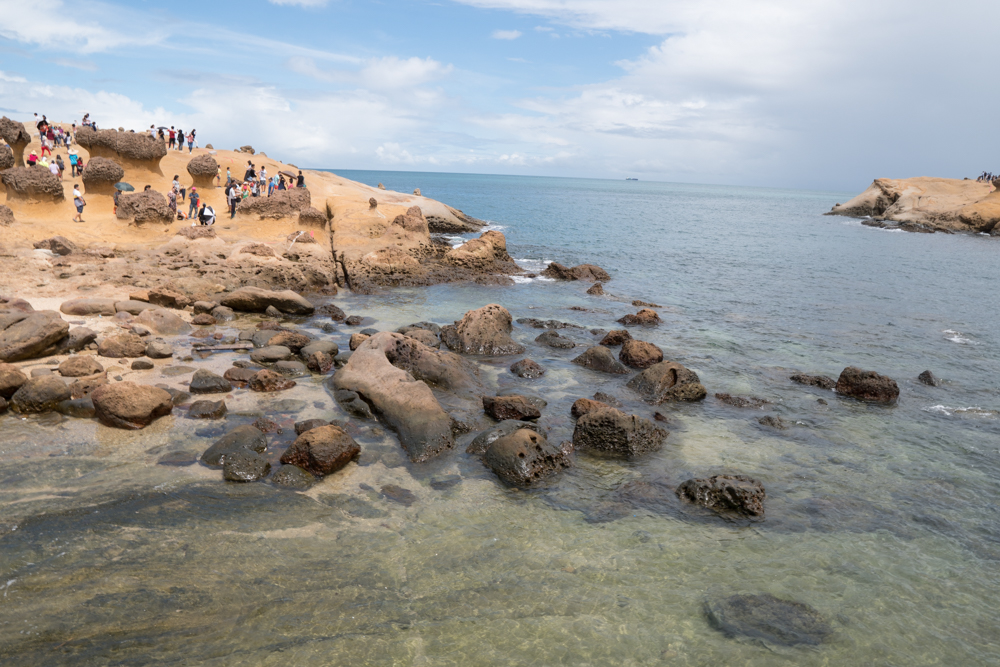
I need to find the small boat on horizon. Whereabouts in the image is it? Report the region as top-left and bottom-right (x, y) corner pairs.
(626, 177), (638, 181)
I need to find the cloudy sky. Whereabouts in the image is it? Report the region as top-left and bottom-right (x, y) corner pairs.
(0, 0), (994, 190)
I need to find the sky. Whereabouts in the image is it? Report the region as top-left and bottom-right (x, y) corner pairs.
(0, 0), (995, 191)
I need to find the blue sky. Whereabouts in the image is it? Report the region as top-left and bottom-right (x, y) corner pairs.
(0, 0), (996, 190)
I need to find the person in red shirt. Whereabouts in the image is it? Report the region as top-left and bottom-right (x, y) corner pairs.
(168, 127), (176, 149)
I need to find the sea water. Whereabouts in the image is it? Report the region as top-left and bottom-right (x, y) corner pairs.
(1, 172), (998, 664)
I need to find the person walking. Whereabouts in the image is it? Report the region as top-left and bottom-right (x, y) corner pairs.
(215, 165), (221, 188)
(39, 136), (51, 158)
(226, 183), (238, 219)
(48, 158), (60, 179)
(168, 127), (176, 149)
(72, 184), (86, 222)
(55, 154), (65, 178)
(226, 167), (231, 186)
(188, 187), (200, 219)
(186, 131), (194, 153)
(27, 150), (37, 166)
(68, 151), (78, 177)
(176, 129), (184, 151)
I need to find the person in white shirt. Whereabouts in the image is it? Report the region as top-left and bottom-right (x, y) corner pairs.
(48, 161), (59, 177)
(72, 185), (86, 222)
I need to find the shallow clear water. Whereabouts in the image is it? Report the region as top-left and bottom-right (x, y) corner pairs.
(2, 172), (999, 664)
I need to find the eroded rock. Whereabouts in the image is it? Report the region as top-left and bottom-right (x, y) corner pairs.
(483, 429), (571, 486)
(279, 424), (360, 476)
(572, 407), (666, 458)
(627, 361), (706, 403)
(440, 304), (525, 355)
(835, 367), (899, 403)
(91, 382), (173, 429)
(676, 474), (766, 518)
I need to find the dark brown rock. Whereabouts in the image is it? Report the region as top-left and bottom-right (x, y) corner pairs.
(279, 424), (360, 476)
(9, 376), (71, 413)
(186, 154), (218, 188)
(58, 355), (104, 377)
(67, 372), (108, 398)
(76, 127), (167, 167)
(627, 361), (707, 403)
(540, 262), (610, 282)
(510, 358), (545, 378)
(236, 187), (310, 219)
(81, 157), (124, 194)
(572, 407), (666, 458)
(835, 367), (899, 403)
(586, 282), (604, 295)
(147, 288), (191, 310)
(918, 370), (939, 387)
(483, 395), (541, 421)
(91, 382), (173, 429)
(600, 329), (632, 346)
(617, 309), (661, 326)
(191, 314), (216, 326)
(715, 393), (770, 408)
(619, 339), (663, 369)
(483, 429), (571, 486)
(220, 286), (315, 315)
(268, 331), (311, 352)
(293, 419), (329, 435)
(571, 397), (609, 419)
(252, 417), (282, 434)
(249, 369), (296, 392)
(116, 189), (173, 224)
(0, 311), (70, 362)
(0, 116), (31, 166)
(0, 363), (28, 398)
(790, 374), (836, 390)
(188, 399), (227, 419)
(189, 369), (232, 394)
(0, 166), (64, 202)
(34, 236), (77, 255)
(676, 474), (765, 518)
(223, 450), (271, 482)
(305, 350), (335, 373)
(223, 367), (256, 386)
(571, 346), (631, 374)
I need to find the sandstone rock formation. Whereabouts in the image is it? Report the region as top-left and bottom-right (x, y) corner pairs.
(482, 429), (571, 486)
(298, 207), (327, 227)
(1, 166), (65, 202)
(237, 188), (310, 219)
(116, 189), (173, 224)
(572, 407), (666, 458)
(676, 474), (765, 518)
(91, 382), (173, 429)
(835, 366), (899, 403)
(0, 311), (69, 362)
(541, 262), (610, 282)
(279, 424), (360, 476)
(186, 154), (219, 188)
(0, 117), (31, 167)
(440, 304), (524, 355)
(0, 204), (12, 226)
(81, 157), (125, 195)
(0, 143), (13, 171)
(391, 206), (429, 234)
(220, 286), (315, 315)
(76, 127), (168, 171)
(627, 360), (707, 403)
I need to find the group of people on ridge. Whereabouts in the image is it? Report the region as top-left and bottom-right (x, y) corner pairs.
(221, 160), (306, 219)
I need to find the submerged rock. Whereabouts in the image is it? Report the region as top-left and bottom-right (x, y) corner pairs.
(572, 407), (666, 458)
(188, 399), (227, 419)
(790, 374), (836, 390)
(466, 420), (542, 455)
(705, 593), (833, 647)
(510, 358), (545, 378)
(571, 346), (631, 374)
(10, 376), (71, 414)
(758, 415), (787, 429)
(483, 395), (541, 421)
(279, 424), (360, 476)
(201, 425), (267, 465)
(223, 450), (271, 482)
(676, 474), (766, 518)
(483, 429), (571, 486)
(380, 484), (418, 506)
(540, 262), (610, 282)
(189, 369), (232, 394)
(440, 304), (525, 355)
(835, 366), (899, 403)
(627, 361), (706, 403)
(715, 393), (770, 409)
(271, 464), (316, 488)
(918, 370), (939, 387)
(91, 382), (173, 429)
(535, 330), (576, 349)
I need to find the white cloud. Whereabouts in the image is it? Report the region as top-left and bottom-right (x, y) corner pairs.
(0, 0), (163, 53)
(492, 29), (523, 40)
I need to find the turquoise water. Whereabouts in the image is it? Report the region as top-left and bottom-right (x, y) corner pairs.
(1, 172), (999, 664)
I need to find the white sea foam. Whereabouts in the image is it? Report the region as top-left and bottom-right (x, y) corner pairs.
(510, 275), (534, 284)
(943, 329), (976, 345)
(924, 405), (997, 418)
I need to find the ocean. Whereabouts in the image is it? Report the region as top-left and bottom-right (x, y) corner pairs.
(1, 171), (998, 664)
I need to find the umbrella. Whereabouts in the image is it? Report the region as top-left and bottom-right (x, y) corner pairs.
(279, 171), (296, 178)
(114, 182), (135, 192)
(157, 126), (170, 130)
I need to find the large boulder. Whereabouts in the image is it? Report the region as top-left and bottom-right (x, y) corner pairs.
(220, 286), (315, 315)
(90, 382), (173, 429)
(676, 474), (766, 518)
(619, 340), (663, 369)
(440, 304), (525, 355)
(571, 346), (631, 374)
(135, 308), (193, 335)
(0, 363), (28, 398)
(540, 262), (610, 282)
(116, 190), (173, 224)
(376, 332), (478, 397)
(98, 333), (147, 358)
(0, 311), (69, 362)
(391, 206), (429, 234)
(331, 332), (455, 462)
(81, 157), (124, 195)
(75, 127), (167, 171)
(627, 361), (707, 403)
(835, 367), (899, 403)
(60, 298), (117, 316)
(444, 231), (520, 273)
(279, 424), (360, 476)
(236, 188), (310, 219)
(572, 407), (666, 458)
(0, 166), (65, 202)
(483, 429), (571, 486)
(186, 154), (218, 188)
(0, 116), (31, 166)
(9, 376), (71, 413)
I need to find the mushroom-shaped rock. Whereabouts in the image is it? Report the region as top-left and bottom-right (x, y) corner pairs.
(835, 367), (899, 403)
(220, 286), (314, 315)
(483, 429), (571, 486)
(279, 424), (360, 476)
(91, 382), (173, 429)
(116, 189), (173, 224)
(626, 361), (706, 403)
(186, 154), (218, 188)
(440, 304), (525, 355)
(572, 407), (666, 458)
(75, 127), (167, 171)
(0, 166), (65, 202)
(540, 262), (610, 282)
(298, 207), (327, 227)
(676, 474), (765, 518)
(236, 188), (310, 219)
(81, 157), (125, 195)
(331, 331), (455, 462)
(0, 117), (31, 166)
(0, 311), (70, 362)
(391, 206), (429, 234)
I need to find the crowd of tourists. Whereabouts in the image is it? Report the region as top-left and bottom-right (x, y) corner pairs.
(976, 171), (997, 182)
(26, 115), (85, 178)
(221, 160), (306, 219)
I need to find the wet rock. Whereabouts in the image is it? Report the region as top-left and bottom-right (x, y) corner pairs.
(319, 304), (347, 321)
(484, 429), (572, 486)
(835, 366), (899, 403)
(271, 464), (316, 488)
(301, 340), (339, 358)
(587, 282), (604, 296)
(249, 370), (296, 392)
(251, 329), (280, 348)
(211, 306), (235, 322)
(58, 355), (104, 378)
(279, 424), (360, 476)
(715, 393), (770, 409)
(627, 361), (707, 403)
(349, 333), (370, 350)
(10, 376), (72, 413)
(191, 314), (216, 326)
(60, 298), (117, 316)
(145, 340), (174, 359)
(91, 382), (173, 429)
(333, 389), (374, 419)
(535, 330), (576, 349)
(220, 286), (315, 315)
(704, 593), (833, 646)
(55, 396), (95, 419)
(758, 415), (787, 429)
(617, 309), (661, 326)
(540, 262), (610, 282)
(676, 474), (766, 518)
(790, 374), (836, 390)
(593, 391), (622, 407)
(202, 425), (268, 465)
(252, 417), (282, 434)
(131, 359), (154, 371)
(115, 300), (158, 316)
(401, 328), (440, 348)
(189, 369), (232, 394)
(571, 397), (610, 419)
(483, 395), (541, 421)
(250, 345), (293, 364)
(188, 399), (227, 419)
(571, 346), (632, 375)
(223, 450), (271, 482)
(344, 315), (364, 326)
(0, 363), (28, 398)
(265, 305), (283, 319)
(572, 407), (666, 458)
(466, 420), (542, 455)
(510, 358), (545, 378)
(0, 311), (70, 362)
(380, 484), (418, 506)
(294, 418), (329, 435)
(440, 304), (525, 355)
(600, 329), (631, 346)
(148, 288), (191, 310)
(918, 370), (939, 387)
(275, 360), (308, 377)
(136, 308), (193, 336)
(619, 340), (663, 369)
(306, 351), (335, 373)
(98, 333), (146, 358)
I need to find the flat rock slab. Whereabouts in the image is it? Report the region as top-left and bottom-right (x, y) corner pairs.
(220, 286), (315, 315)
(91, 382), (173, 429)
(705, 593), (833, 647)
(60, 298), (117, 316)
(0, 311), (69, 362)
